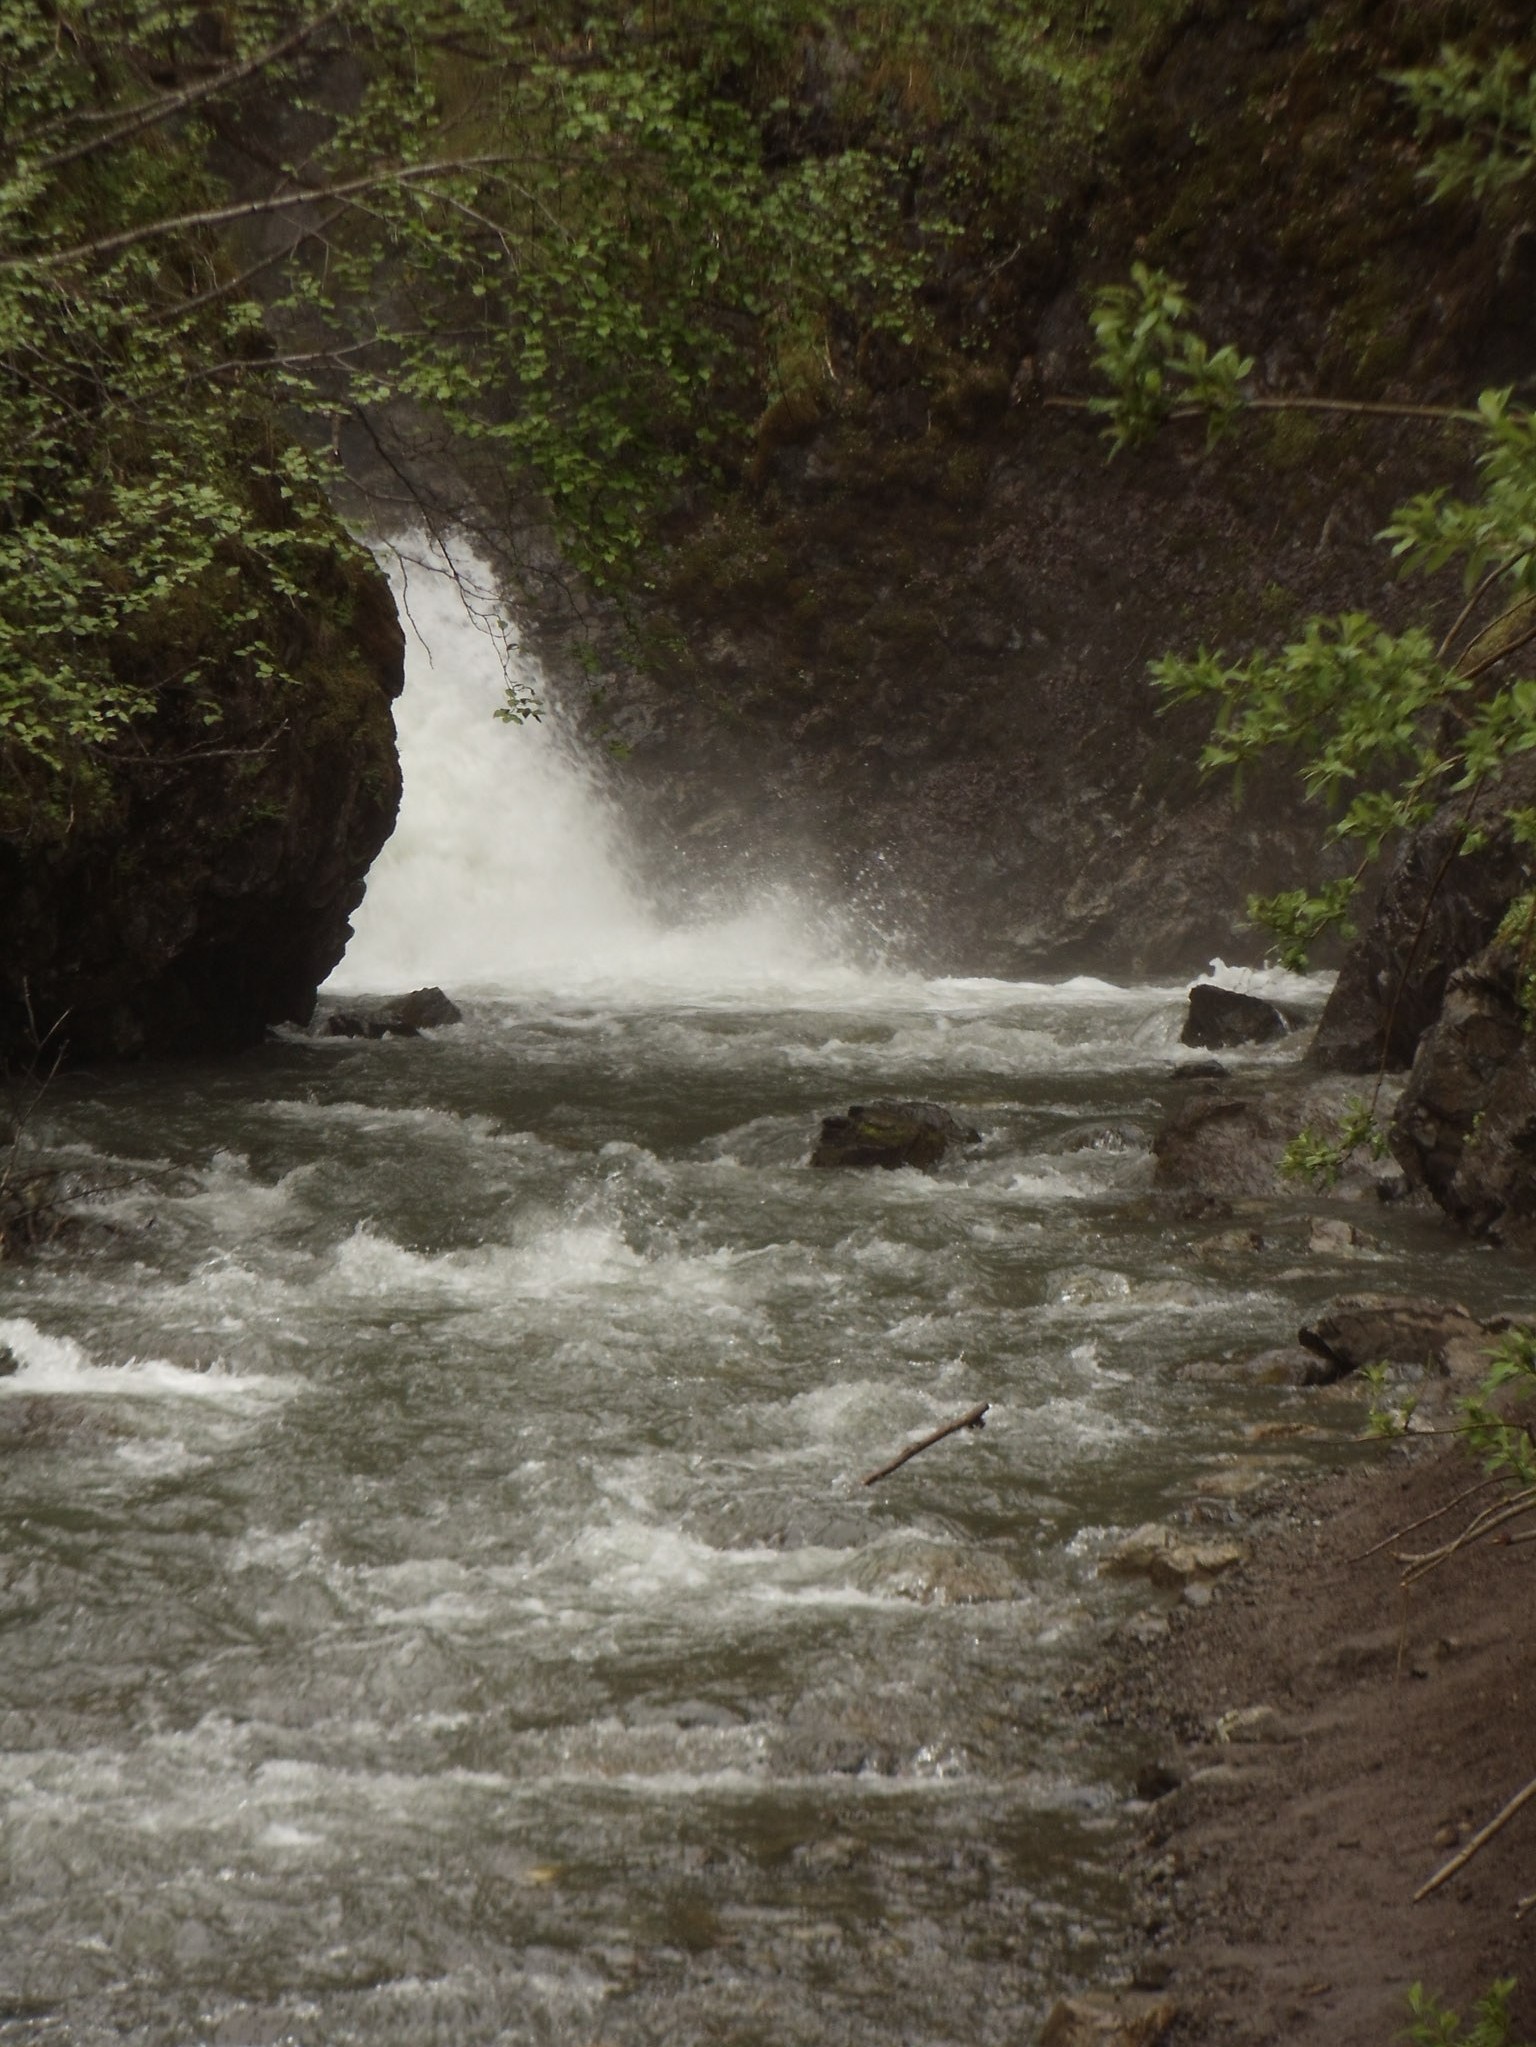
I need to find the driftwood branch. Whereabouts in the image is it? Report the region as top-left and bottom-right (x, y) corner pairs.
(1414, 1773), (1536, 1903)
(1349, 1476), (1504, 1562)
(861, 1402), (990, 1487)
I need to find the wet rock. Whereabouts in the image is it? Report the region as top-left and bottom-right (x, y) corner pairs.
(1214, 1703), (1292, 1745)
(625, 1698), (745, 1733)
(1198, 1226), (1266, 1255)
(321, 986), (463, 1039)
(791, 1834), (869, 1872)
(1192, 1458), (1306, 1499)
(1152, 1078), (1399, 1202)
(1310, 770), (1536, 1074)
(1039, 1990), (1177, 2047)
(853, 1541), (1017, 1605)
(0, 1343), (18, 1376)
(1297, 1293), (1498, 1379)
(1233, 1345), (1342, 1388)
(1152, 1087), (1303, 1199)
(1101, 1524), (1247, 1590)
(1170, 1058), (1228, 1080)
(809, 1099), (981, 1170)
(1306, 1216), (1375, 1256)
(1391, 939), (1536, 1241)
(1060, 1121), (1149, 1154)
(1181, 983), (1299, 1050)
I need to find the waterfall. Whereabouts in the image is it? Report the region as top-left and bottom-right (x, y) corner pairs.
(337, 543), (862, 1001)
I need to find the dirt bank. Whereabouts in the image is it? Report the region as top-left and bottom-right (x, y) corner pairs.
(1099, 1443), (1536, 2044)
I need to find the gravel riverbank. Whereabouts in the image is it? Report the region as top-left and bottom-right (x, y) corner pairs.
(1092, 1442), (1536, 2045)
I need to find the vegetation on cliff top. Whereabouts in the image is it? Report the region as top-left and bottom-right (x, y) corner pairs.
(0, 0), (1201, 811)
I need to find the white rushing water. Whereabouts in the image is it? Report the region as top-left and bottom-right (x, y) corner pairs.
(11, 539), (1493, 2047)
(341, 544), (890, 1003)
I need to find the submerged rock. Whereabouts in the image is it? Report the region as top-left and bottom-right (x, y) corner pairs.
(1181, 983), (1299, 1050)
(1039, 1990), (1177, 2047)
(1297, 1293), (1497, 1379)
(809, 1099), (980, 1170)
(1179, 1346), (1339, 1389)
(321, 986), (463, 1039)
(1060, 1121), (1150, 1154)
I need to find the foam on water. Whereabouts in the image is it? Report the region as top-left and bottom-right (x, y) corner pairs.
(0, 1316), (288, 1407)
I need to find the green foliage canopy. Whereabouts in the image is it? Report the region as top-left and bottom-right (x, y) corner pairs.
(0, 0), (1186, 807)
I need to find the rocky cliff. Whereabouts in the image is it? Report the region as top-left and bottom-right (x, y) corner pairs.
(0, 513), (402, 1067)
(528, 0), (1535, 977)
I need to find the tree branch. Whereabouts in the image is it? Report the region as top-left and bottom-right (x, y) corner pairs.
(861, 1403), (990, 1487)
(32, 8), (349, 174)
(5, 157), (521, 273)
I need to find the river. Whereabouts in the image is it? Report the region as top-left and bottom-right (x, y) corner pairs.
(2, 554), (1528, 2046)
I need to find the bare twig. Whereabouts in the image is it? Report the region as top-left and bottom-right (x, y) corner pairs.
(33, 8), (347, 174)
(861, 1403), (990, 1487)
(1397, 1487), (1536, 1582)
(1349, 1475), (1505, 1561)
(4, 156), (519, 273)
(1041, 393), (1485, 426)
(1414, 1773), (1536, 1902)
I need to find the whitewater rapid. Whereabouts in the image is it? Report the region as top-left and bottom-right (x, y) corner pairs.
(4, 543), (1507, 2047)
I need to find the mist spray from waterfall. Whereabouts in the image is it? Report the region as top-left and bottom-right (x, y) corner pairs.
(338, 543), (873, 1001)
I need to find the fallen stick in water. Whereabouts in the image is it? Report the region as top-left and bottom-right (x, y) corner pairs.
(861, 1402), (991, 1487)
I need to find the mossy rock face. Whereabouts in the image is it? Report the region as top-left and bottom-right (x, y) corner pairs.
(0, 525), (403, 1066)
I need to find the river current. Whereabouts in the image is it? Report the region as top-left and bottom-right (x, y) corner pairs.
(4, 559), (1530, 2045)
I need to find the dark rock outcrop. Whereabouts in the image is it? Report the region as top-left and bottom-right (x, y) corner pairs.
(1309, 777), (1536, 1075)
(0, 540), (402, 1065)
(1391, 940), (1536, 1241)
(1297, 1293), (1496, 1378)
(1181, 984), (1298, 1050)
(809, 1100), (981, 1171)
(321, 987), (463, 1039)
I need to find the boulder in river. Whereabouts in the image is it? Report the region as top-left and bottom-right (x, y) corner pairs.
(1180, 983), (1299, 1050)
(809, 1100), (981, 1170)
(321, 987), (463, 1039)
(1297, 1293), (1498, 1379)
(1152, 1078), (1399, 1202)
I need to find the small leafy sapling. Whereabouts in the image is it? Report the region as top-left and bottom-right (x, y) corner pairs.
(1405, 1977), (1530, 2047)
